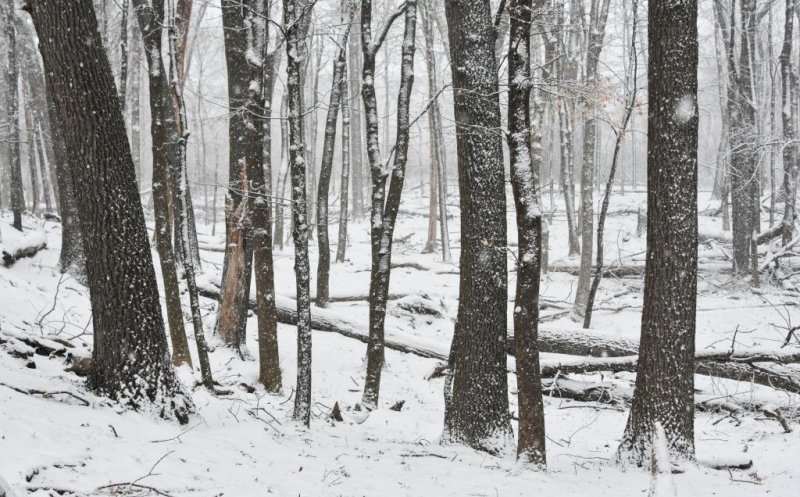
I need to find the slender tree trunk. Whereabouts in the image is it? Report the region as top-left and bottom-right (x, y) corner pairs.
(420, 0), (451, 262)
(133, 0), (193, 368)
(166, 0), (214, 388)
(584, 0), (639, 329)
(781, 0), (797, 245)
(361, 0), (417, 409)
(617, 0), (698, 465)
(558, 99), (580, 256)
(4, 1), (25, 231)
(348, 4), (366, 221)
(317, 11), (354, 308)
(336, 42), (351, 264)
(24, 101), (41, 216)
(118, 0), (129, 111)
(129, 18), (142, 186)
(441, 0), (512, 454)
(27, 0), (192, 422)
(507, 0), (546, 466)
(574, 0), (610, 319)
(34, 120), (53, 213)
(285, 0), (314, 427)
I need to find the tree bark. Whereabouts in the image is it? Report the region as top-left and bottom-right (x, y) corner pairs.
(284, 0), (314, 427)
(316, 10), (353, 308)
(361, 0), (417, 409)
(4, 1), (25, 231)
(26, 0), (192, 422)
(507, 0), (546, 466)
(133, 0), (194, 368)
(336, 39), (351, 264)
(781, 0), (797, 245)
(348, 3), (366, 221)
(617, 0), (698, 466)
(441, 0), (513, 454)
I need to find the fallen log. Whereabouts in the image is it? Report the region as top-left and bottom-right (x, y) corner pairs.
(197, 282), (639, 358)
(548, 264), (644, 278)
(1, 232), (47, 267)
(540, 349), (800, 394)
(756, 224), (786, 245)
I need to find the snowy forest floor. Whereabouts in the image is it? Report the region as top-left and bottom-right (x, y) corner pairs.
(1, 190), (799, 496)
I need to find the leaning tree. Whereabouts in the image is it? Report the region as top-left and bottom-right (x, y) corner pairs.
(26, 0), (193, 423)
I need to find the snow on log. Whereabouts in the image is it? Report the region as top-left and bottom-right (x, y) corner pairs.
(647, 422), (676, 497)
(1, 230), (47, 267)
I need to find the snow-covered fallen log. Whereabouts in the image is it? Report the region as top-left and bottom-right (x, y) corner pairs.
(1, 230), (47, 267)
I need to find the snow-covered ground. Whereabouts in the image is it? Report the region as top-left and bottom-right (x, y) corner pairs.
(0, 190), (798, 496)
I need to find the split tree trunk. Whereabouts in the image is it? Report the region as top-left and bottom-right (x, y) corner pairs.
(133, 0), (193, 368)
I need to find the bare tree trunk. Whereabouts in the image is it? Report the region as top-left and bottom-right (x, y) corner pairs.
(441, 0), (512, 454)
(24, 99), (41, 216)
(348, 4), (366, 221)
(285, 0), (314, 427)
(781, 0), (797, 245)
(574, 0), (610, 319)
(27, 0), (192, 422)
(4, 1), (25, 231)
(34, 121), (53, 213)
(166, 0), (214, 388)
(420, 0), (451, 262)
(129, 18), (142, 186)
(584, 0), (639, 329)
(317, 10), (354, 308)
(118, 0), (129, 111)
(507, 0), (546, 466)
(361, 0), (417, 409)
(558, 99), (580, 256)
(617, 0), (698, 465)
(336, 42), (351, 264)
(133, 0), (193, 368)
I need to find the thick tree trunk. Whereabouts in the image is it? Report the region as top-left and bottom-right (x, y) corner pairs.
(317, 13), (353, 308)
(361, 0), (417, 409)
(218, 0), (258, 351)
(285, 0), (314, 427)
(617, 0), (698, 466)
(507, 0), (546, 467)
(27, 0), (192, 422)
(441, 0), (512, 454)
(133, 0), (193, 368)
(4, 2), (25, 231)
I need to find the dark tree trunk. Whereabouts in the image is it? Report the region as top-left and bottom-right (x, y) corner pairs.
(133, 0), (193, 368)
(218, 0), (257, 352)
(4, 1), (24, 231)
(441, 0), (512, 454)
(166, 0), (215, 389)
(361, 0), (417, 409)
(316, 11), (353, 308)
(285, 0), (314, 427)
(26, 0), (192, 423)
(507, 0), (546, 466)
(118, 0), (129, 111)
(781, 0), (797, 245)
(726, 0), (759, 273)
(617, 0), (698, 466)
